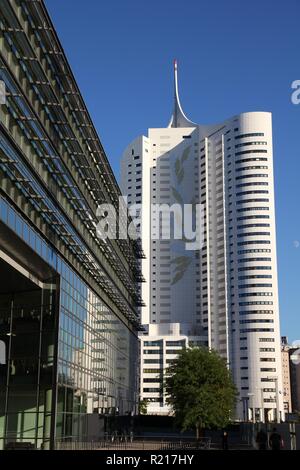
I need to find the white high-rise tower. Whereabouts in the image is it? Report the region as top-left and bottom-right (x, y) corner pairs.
(121, 61), (283, 421)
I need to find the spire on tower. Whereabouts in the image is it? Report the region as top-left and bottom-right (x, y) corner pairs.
(168, 60), (195, 128)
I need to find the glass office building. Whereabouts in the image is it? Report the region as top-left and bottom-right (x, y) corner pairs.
(0, 0), (142, 449)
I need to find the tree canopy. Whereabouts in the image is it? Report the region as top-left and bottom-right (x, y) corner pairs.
(165, 347), (237, 436)
(138, 398), (148, 415)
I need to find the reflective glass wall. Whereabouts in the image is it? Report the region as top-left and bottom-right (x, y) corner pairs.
(0, 285), (57, 450)
(56, 261), (139, 443)
(0, 198), (139, 448)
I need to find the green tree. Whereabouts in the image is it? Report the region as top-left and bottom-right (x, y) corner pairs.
(165, 347), (237, 438)
(138, 398), (148, 415)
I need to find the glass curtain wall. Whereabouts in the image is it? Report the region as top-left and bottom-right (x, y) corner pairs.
(0, 197), (138, 448)
(0, 285), (57, 450)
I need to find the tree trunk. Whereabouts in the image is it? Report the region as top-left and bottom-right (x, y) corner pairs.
(196, 421), (203, 440)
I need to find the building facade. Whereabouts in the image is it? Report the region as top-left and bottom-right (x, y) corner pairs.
(0, 0), (142, 449)
(281, 338), (292, 413)
(289, 348), (300, 413)
(121, 61), (284, 421)
(281, 337), (300, 414)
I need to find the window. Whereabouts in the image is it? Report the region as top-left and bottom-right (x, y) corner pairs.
(143, 388), (162, 393)
(143, 359), (162, 364)
(240, 328), (274, 333)
(239, 292), (273, 298)
(239, 284), (272, 289)
(8, 208), (16, 230)
(238, 241), (271, 247)
(259, 338), (275, 342)
(238, 275), (272, 280)
(237, 215), (270, 221)
(236, 191), (269, 197)
(238, 248), (271, 254)
(239, 301), (273, 306)
(236, 149), (268, 156)
(239, 310), (273, 315)
(236, 166), (268, 172)
(237, 206), (269, 213)
(235, 133), (264, 139)
(144, 341), (162, 346)
(235, 141), (267, 148)
(166, 341), (185, 347)
(237, 224), (270, 230)
(260, 357), (276, 362)
(240, 319), (274, 325)
(237, 199), (269, 205)
(143, 378), (162, 383)
(143, 349), (163, 355)
(236, 158), (268, 165)
(238, 260), (271, 265)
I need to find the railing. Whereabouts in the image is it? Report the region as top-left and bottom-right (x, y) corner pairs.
(4, 442), (35, 450)
(160, 439), (211, 450)
(55, 436), (211, 451)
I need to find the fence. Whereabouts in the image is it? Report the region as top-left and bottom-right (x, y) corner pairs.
(240, 422), (300, 450)
(56, 436), (211, 451)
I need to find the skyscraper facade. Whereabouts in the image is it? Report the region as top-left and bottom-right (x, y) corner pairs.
(121, 61), (283, 421)
(0, 0), (142, 449)
(281, 338), (292, 414)
(281, 337), (300, 414)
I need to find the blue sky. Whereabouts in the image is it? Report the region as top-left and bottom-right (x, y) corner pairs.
(45, 0), (300, 342)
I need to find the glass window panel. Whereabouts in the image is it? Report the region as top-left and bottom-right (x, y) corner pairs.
(16, 216), (22, 237)
(23, 223), (29, 243)
(57, 257), (62, 273)
(8, 208), (15, 230)
(0, 199), (8, 223)
(42, 241), (47, 260)
(29, 228), (35, 250)
(35, 236), (42, 255)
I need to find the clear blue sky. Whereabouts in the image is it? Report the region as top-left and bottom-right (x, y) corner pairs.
(45, 0), (300, 342)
